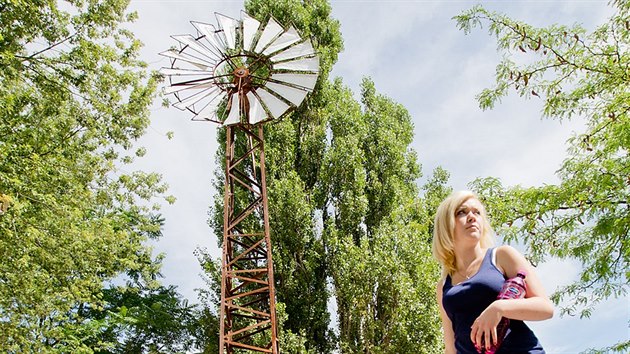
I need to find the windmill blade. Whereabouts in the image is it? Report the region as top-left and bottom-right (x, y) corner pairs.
(223, 94), (241, 125)
(272, 56), (320, 72)
(173, 86), (221, 110)
(159, 67), (215, 76)
(163, 81), (215, 95)
(263, 27), (301, 56)
(191, 22), (227, 57)
(159, 49), (215, 69)
(171, 34), (222, 63)
(256, 88), (291, 119)
(246, 91), (267, 124)
(166, 72), (232, 89)
(270, 41), (315, 62)
(269, 73), (318, 91)
(242, 12), (261, 52)
(265, 81), (308, 107)
(192, 91), (227, 122)
(254, 17), (284, 53)
(216, 13), (240, 50)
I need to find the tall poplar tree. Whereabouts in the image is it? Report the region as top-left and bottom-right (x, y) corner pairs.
(0, 0), (172, 351)
(456, 1), (628, 352)
(323, 79), (443, 354)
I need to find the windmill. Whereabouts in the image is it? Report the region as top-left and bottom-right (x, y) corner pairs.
(160, 11), (319, 353)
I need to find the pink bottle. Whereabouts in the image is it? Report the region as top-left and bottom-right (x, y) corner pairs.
(478, 271), (527, 354)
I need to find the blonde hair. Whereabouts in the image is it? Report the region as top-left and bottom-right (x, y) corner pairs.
(432, 190), (495, 277)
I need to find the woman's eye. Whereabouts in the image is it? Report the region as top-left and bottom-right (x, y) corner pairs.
(474, 210), (481, 215)
(456, 210), (466, 216)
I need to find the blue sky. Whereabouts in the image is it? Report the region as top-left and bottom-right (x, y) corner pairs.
(127, 1), (628, 352)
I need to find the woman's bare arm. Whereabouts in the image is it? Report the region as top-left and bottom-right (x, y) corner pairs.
(471, 245), (554, 350)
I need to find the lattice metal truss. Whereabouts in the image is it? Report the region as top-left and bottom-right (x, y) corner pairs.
(220, 124), (276, 353)
(160, 11), (319, 354)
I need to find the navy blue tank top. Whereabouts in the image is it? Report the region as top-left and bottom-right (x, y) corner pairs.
(442, 248), (545, 354)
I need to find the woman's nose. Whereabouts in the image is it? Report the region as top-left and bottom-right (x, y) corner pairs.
(467, 212), (476, 222)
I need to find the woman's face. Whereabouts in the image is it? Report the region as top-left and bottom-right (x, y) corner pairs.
(453, 197), (484, 244)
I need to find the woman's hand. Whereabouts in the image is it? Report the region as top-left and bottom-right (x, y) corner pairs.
(470, 300), (504, 351)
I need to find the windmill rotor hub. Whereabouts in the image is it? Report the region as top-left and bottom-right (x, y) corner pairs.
(233, 66), (249, 78)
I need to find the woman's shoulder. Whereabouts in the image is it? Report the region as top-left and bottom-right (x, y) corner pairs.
(495, 244), (520, 257)
(495, 245), (531, 277)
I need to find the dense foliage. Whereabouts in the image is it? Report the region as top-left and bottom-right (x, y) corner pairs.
(456, 1), (629, 352)
(85, 284), (200, 353)
(0, 0), (177, 351)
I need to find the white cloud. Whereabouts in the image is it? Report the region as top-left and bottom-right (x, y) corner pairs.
(331, 2), (440, 85)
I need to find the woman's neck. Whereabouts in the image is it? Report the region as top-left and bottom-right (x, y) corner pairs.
(455, 245), (484, 271)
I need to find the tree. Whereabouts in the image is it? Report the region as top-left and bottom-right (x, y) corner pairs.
(0, 0), (172, 351)
(199, 2), (445, 352)
(322, 78), (443, 354)
(81, 284), (200, 354)
(455, 1), (629, 352)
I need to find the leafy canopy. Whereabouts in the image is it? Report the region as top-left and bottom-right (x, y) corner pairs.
(455, 1), (628, 352)
(0, 0), (174, 351)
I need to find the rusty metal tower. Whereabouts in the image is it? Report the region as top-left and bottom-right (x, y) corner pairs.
(160, 12), (319, 353)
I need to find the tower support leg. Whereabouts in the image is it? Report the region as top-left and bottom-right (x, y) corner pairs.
(219, 124), (278, 353)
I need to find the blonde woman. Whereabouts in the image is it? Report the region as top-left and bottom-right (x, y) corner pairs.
(433, 191), (553, 353)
